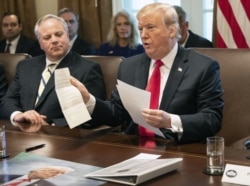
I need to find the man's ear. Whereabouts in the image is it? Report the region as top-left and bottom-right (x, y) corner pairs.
(169, 25), (177, 39)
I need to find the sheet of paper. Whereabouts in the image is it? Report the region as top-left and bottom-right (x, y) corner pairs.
(130, 153), (161, 160)
(116, 80), (165, 138)
(222, 163), (250, 185)
(55, 68), (91, 128)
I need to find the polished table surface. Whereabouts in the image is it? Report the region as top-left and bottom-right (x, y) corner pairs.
(1, 120), (250, 186)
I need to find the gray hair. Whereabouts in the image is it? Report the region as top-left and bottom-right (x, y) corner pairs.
(58, 7), (79, 22)
(173, 5), (188, 24)
(34, 14), (68, 39)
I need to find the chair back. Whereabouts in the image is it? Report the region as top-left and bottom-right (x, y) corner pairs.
(191, 48), (250, 145)
(82, 55), (123, 99)
(0, 53), (31, 85)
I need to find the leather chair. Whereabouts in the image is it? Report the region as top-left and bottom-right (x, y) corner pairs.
(82, 55), (123, 100)
(0, 53), (31, 85)
(191, 48), (250, 146)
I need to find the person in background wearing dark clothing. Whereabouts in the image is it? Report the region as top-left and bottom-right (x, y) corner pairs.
(58, 7), (96, 55)
(71, 3), (223, 144)
(98, 9), (144, 58)
(173, 5), (213, 48)
(0, 12), (44, 56)
(0, 64), (7, 104)
(0, 14), (105, 130)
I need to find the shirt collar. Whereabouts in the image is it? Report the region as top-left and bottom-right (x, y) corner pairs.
(45, 49), (70, 67)
(69, 35), (77, 48)
(181, 31), (189, 47)
(151, 42), (178, 70)
(6, 34), (20, 47)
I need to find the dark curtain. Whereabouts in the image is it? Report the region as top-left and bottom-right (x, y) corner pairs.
(58, 0), (113, 48)
(0, 0), (37, 40)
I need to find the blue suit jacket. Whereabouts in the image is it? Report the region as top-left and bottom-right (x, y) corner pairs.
(92, 46), (224, 143)
(0, 51), (106, 126)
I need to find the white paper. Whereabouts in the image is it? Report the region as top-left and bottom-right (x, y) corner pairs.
(55, 68), (91, 128)
(222, 163), (250, 185)
(85, 153), (182, 185)
(116, 80), (165, 138)
(130, 153), (161, 160)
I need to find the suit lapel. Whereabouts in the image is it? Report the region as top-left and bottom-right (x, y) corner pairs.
(134, 54), (151, 89)
(27, 58), (46, 108)
(0, 40), (6, 52)
(35, 52), (72, 108)
(15, 35), (24, 53)
(160, 47), (189, 110)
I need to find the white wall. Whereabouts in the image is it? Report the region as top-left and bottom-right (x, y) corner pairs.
(182, 0), (204, 37)
(35, 0), (58, 19)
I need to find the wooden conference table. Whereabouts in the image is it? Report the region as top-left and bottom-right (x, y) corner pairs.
(1, 119), (250, 186)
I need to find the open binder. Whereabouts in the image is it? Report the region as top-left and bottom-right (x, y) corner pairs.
(85, 158), (183, 185)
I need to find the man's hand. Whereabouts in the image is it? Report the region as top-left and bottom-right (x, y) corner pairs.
(13, 110), (48, 132)
(142, 108), (171, 128)
(16, 121), (49, 133)
(70, 76), (90, 103)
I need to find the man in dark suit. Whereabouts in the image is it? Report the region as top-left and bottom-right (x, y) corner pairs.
(0, 64), (8, 104)
(0, 14), (105, 129)
(0, 12), (44, 56)
(173, 5), (213, 48)
(58, 8), (96, 55)
(71, 3), (223, 144)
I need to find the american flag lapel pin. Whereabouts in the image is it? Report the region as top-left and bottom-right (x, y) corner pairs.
(178, 67), (182, 72)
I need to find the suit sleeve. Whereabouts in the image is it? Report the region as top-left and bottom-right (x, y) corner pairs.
(0, 65), (8, 105)
(170, 60), (223, 143)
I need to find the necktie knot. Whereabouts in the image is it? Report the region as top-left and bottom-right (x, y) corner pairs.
(5, 43), (11, 53)
(155, 59), (163, 68)
(47, 63), (57, 74)
(35, 63), (57, 105)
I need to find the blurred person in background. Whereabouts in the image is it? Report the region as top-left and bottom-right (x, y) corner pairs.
(58, 7), (96, 55)
(98, 9), (144, 58)
(173, 5), (213, 48)
(0, 12), (44, 56)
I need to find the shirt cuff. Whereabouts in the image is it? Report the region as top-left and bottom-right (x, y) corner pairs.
(169, 114), (183, 133)
(85, 94), (96, 114)
(168, 114), (183, 141)
(10, 111), (22, 127)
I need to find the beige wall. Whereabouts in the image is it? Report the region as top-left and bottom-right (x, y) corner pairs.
(35, 0), (58, 19)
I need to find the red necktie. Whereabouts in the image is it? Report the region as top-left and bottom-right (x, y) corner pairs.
(139, 60), (163, 137)
(5, 43), (11, 53)
(5, 178), (31, 186)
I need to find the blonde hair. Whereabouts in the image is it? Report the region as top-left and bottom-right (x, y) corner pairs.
(107, 10), (140, 49)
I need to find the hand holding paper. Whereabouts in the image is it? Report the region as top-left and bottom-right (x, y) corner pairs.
(116, 80), (165, 138)
(55, 68), (91, 128)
